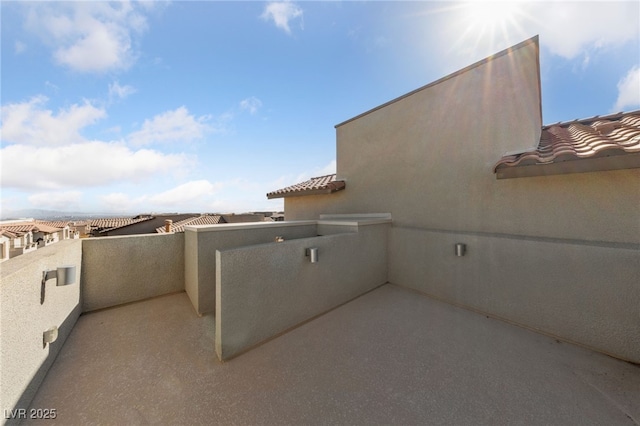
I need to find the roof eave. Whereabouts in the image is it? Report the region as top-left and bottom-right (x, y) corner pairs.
(495, 152), (640, 179)
(267, 182), (346, 199)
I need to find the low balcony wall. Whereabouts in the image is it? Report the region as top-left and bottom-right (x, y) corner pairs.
(81, 233), (184, 312)
(0, 240), (82, 424)
(185, 221), (318, 315)
(389, 226), (640, 363)
(215, 219), (390, 361)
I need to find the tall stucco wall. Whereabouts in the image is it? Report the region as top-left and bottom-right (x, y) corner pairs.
(389, 227), (640, 363)
(185, 222), (318, 315)
(0, 240), (82, 424)
(215, 222), (389, 360)
(283, 39), (640, 362)
(81, 234), (184, 312)
(287, 39), (639, 245)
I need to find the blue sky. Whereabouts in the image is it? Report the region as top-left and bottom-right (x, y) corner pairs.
(1, 1), (639, 215)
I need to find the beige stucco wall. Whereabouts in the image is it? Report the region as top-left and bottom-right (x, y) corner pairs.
(286, 39), (639, 245)
(81, 233), (184, 312)
(389, 227), (640, 363)
(0, 240), (82, 423)
(215, 221), (389, 360)
(284, 38), (640, 362)
(185, 222), (318, 315)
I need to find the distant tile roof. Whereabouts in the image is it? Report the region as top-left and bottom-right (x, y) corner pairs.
(267, 174), (346, 199)
(0, 229), (18, 239)
(494, 111), (640, 178)
(156, 214), (223, 233)
(90, 217), (153, 232)
(36, 220), (71, 228)
(0, 221), (62, 235)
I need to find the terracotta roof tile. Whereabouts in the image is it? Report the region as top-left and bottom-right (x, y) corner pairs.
(494, 111), (640, 177)
(91, 217), (153, 231)
(0, 222), (61, 234)
(267, 174), (346, 199)
(36, 220), (71, 228)
(0, 229), (18, 239)
(156, 214), (223, 233)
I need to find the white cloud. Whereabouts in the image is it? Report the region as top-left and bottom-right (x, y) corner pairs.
(437, 2), (639, 72)
(148, 180), (222, 207)
(100, 192), (136, 213)
(28, 191), (82, 211)
(535, 2), (639, 60)
(24, 2), (148, 73)
(261, 1), (303, 35)
(0, 96), (106, 146)
(128, 107), (213, 146)
(240, 97), (263, 114)
(108, 81), (136, 101)
(14, 41), (26, 54)
(0, 142), (190, 190)
(613, 66), (640, 112)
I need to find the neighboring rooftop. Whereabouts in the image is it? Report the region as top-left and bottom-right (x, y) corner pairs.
(494, 111), (640, 178)
(267, 174), (346, 199)
(156, 214), (223, 233)
(90, 216), (154, 232)
(34, 220), (71, 229)
(0, 221), (62, 235)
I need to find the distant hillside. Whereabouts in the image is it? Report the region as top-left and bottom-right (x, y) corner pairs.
(0, 209), (133, 221)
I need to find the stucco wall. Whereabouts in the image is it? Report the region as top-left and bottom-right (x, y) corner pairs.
(284, 38), (640, 362)
(389, 227), (640, 363)
(215, 221), (389, 360)
(285, 39), (639, 245)
(185, 222), (318, 315)
(0, 240), (82, 423)
(81, 233), (184, 312)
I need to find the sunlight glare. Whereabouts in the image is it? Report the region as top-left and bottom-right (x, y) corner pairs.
(452, 1), (530, 55)
(463, 1), (522, 32)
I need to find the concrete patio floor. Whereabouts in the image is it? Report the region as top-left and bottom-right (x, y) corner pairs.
(27, 284), (639, 425)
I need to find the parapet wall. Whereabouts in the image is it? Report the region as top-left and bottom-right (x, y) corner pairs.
(215, 219), (390, 360)
(0, 240), (82, 423)
(184, 222), (318, 315)
(388, 226), (640, 363)
(81, 233), (184, 312)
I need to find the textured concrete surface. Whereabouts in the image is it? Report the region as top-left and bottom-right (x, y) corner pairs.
(389, 226), (640, 363)
(81, 233), (184, 312)
(1, 240), (81, 423)
(26, 285), (639, 425)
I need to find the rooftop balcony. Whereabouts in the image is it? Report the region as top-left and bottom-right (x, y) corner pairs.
(2, 216), (639, 425)
(23, 286), (640, 425)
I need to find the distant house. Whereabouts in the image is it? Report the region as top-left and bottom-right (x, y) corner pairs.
(156, 214), (224, 233)
(220, 213), (267, 224)
(0, 221), (51, 258)
(90, 214), (206, 236)
(90, 216), (156, 236)
(36, 220), (78, 239)
(0, 230), (12, 262)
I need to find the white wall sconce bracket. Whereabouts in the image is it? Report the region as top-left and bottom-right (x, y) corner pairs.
(305, 247), (319, 263)
(43, 326), (58, 348)
(41, 265), (77, 304)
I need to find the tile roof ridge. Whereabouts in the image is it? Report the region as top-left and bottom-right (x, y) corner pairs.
(543, 110), (640, 129)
